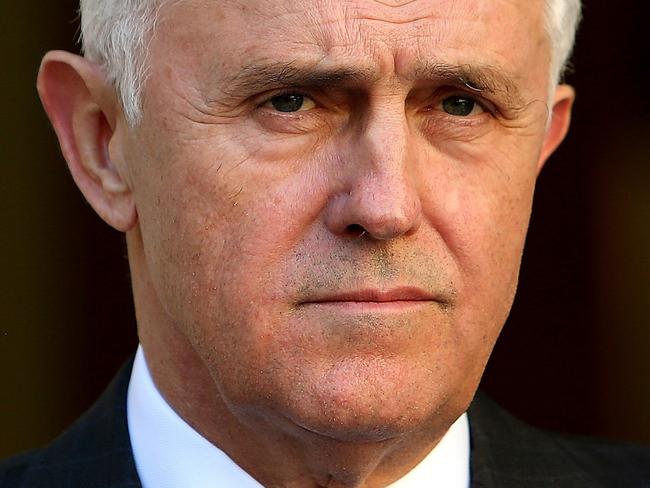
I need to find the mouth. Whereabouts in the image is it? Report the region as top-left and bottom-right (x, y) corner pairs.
(298, 287), (444, 311)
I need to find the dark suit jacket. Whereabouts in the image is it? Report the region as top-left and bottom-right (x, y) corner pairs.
(2, 361), (649, 487)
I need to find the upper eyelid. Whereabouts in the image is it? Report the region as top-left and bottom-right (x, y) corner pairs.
(433, 89), (499, 116)
(255, 90), (323, 112)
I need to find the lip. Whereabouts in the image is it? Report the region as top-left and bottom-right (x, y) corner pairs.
(299, 287), (440, 308)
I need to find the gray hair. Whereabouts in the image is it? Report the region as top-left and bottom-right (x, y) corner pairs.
(546, 0), (583, 89)
(79, 0), (163, 124)
(79, 0), (582, 126)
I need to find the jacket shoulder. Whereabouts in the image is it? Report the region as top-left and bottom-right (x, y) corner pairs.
(553, 431), (650, 485)
(0, 449), (44, 487)
(469, 392), (650, 487)
(0, 360), (141, 488)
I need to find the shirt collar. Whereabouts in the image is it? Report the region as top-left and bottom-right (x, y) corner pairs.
(127, 346), (470, 488)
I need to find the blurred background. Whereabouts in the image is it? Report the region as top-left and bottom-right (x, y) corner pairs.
(1, 1), (648, 458)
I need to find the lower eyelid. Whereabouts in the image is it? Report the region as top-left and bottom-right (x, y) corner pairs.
(420, 111), (493, 133)
(254, 109), (327, 133)
(258, 107), (320, 120)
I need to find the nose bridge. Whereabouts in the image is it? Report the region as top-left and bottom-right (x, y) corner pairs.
(362, 105), (410, 174)
(357, 107), (416, 215)
(326, 105), (422, 241)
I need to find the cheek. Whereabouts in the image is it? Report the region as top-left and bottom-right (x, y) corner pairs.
(427, 131), (539, 259)
(129, 130), (324, 354)
(420, 138), (540, 339)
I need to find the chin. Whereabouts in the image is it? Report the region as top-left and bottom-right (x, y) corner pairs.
(285, 390), (463, 446)
(277, 361), (465, 444)
(292, 411), (430, 444)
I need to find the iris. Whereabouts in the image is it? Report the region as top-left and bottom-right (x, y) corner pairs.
(271, 94), (306, 112)
(442, 96), (477, 116)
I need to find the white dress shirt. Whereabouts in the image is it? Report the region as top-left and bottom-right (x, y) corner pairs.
(127, 347), (470, 487)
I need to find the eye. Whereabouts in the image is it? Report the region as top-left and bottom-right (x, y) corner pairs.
(439, 96), (485, 117)
(263, 93), (316, 113)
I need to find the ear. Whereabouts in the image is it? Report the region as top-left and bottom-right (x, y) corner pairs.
(536, 84), (575, 173)
(37, 50), (136, 232)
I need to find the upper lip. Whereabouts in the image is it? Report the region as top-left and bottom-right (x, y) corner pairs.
(301, 287), (438, 304)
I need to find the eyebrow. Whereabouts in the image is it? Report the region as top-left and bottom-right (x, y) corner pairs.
(222, 61), (376, 96)
(219, 59), (525, 108)
(414, 62), (526, 107)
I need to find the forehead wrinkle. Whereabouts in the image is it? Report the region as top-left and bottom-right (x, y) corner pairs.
(200, 6), (531, 108)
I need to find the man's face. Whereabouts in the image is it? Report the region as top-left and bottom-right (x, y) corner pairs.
(123, 0), (559, 440)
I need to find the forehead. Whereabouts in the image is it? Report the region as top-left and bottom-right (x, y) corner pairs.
(154, 0), (549, 94)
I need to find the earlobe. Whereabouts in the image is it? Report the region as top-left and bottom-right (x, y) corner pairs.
(37, 50), (137, 232)
(536, 84), (576, 173)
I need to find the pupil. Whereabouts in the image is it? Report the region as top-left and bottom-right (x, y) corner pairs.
(443, 97), (475, 116)
(271, 94), (304, 112)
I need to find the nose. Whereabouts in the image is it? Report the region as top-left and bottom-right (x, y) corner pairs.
(324, 113), (422, 241)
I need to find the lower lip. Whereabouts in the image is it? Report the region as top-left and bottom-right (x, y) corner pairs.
(300, 300), (435, 312)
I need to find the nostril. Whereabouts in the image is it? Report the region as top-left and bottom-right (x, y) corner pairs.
(344, 224), (367, 238)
